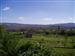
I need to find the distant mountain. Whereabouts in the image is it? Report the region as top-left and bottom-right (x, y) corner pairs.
(50, 23), (75, 29)
(0, 23), (49, 30)
(0, 23), (75, 30)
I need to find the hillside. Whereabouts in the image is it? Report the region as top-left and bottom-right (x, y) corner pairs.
(0, 23), (75, 30)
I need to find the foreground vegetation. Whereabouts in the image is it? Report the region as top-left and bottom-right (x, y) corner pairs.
(0, 25), (75, 56)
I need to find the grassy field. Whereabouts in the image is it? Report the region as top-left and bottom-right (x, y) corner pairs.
(0, 28), (75, 56)
(6, 32), (75, 56)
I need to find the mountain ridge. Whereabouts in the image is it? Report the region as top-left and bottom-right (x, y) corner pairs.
(0, 23), (75, 30)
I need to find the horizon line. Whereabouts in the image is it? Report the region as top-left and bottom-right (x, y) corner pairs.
(0, 22), (75, 25)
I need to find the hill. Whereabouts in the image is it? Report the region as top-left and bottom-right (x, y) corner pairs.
(0, 23), (75, 31)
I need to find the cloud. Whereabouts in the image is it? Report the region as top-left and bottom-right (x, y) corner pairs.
(40, 17), (75, 24)
(17, 17), (75, 25)
(3, 7), (10, 11)
(18, 16), (24, 19)
(43, 18), (52, 21)
(18, 16), (30, 21)
(18, 16), (25, 21)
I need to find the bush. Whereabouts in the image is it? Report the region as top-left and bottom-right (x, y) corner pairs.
(44, 31), (50, 35)
(65, 30), (75, 36)
(17, 41), (53, 56)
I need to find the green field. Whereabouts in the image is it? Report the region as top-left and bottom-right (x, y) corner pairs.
(0, 26), (75, 56)
(1, 32), (75, 56)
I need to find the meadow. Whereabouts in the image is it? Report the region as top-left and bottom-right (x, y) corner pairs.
(0, 25), (75, 56)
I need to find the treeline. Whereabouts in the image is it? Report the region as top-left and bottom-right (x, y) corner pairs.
(6, 26), (75, 36)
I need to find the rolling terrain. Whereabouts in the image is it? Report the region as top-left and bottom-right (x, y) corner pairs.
(0, 23), (75, 30)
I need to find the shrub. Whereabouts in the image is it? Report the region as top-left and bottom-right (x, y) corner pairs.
(65, 29), (75, 36)
(17, 41), (53, 56)
(44, 31), (50, 35)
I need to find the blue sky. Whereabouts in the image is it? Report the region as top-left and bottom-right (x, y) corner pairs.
(0, 0), (75, 24)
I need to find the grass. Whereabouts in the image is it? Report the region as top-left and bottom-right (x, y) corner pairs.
(53, 48), (75, 56)
(8, 32), (75, 47)
(1, 31), (75, 56)
(17, 34), (75, 56)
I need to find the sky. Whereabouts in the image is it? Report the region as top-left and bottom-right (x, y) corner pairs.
(0, 0), (75, 24)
